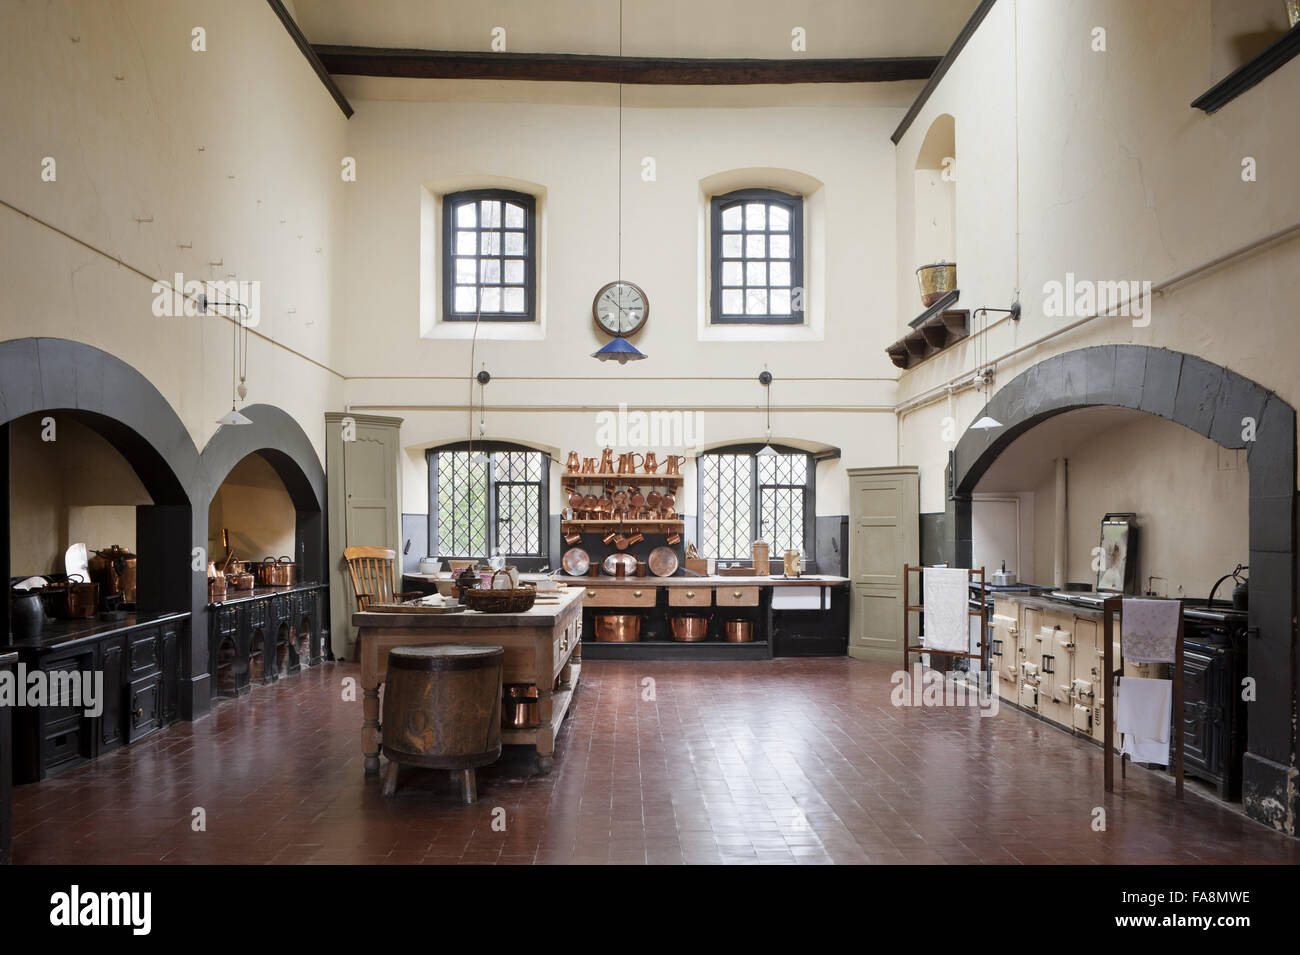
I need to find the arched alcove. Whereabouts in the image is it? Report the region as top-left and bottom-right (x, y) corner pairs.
(913, 113), (956, 270)
(945, 344), (1297, 834)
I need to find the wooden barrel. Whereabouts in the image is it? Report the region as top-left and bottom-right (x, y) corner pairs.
(381, 643), (503, 770)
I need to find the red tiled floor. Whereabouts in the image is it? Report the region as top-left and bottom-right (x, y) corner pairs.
(10, 657), (1300, 864)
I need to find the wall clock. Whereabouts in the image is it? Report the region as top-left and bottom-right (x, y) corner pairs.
(592, 281), (649, 337)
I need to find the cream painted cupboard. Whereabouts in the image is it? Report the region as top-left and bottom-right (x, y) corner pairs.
(325, 412), (403, 659)
(847, 466), (918, 662)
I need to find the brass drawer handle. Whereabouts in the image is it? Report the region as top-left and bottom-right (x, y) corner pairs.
(587, 590), (596, 598)
(633, 590), (643, 598)
(561, 635), (568, 652)
(733, 591), (742, 599)
(685, 591), (696, 598)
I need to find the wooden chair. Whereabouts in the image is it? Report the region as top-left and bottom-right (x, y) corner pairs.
(344, 545), (422, 612)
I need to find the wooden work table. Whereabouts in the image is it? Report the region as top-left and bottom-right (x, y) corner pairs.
(353, 587), (583, 775)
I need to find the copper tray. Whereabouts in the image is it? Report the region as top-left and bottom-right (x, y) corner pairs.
(648, 546), (679, 577)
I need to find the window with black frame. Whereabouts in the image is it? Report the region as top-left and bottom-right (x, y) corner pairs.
(427, 442), (548, 560)
(442, 189), (536, 322)
(709, 187), (804, 324)
(697, 445), (814, 560)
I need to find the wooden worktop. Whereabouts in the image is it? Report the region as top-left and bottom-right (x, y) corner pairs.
(353, 586), (582, 628)
(570, 574), (848, 588)
(405, 571), (846, 589)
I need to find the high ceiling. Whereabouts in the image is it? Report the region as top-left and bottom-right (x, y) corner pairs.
(285, 0), (980, 60)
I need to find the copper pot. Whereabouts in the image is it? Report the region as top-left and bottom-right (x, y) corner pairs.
(724, 619), (754, 643)
(566, 451), (581, 473)
(664, 455), (687, 476)
(670, 614), (710, 642)
(594, 614), (641, 642)
(504, 684), (539, 728)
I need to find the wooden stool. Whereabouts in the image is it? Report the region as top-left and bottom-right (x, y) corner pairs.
(380, 643), (503, 803)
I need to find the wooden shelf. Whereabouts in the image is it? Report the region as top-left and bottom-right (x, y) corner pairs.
(886, 307), (969, 370)
(562, 472), (684, 486)
(561, 519), (683, 532)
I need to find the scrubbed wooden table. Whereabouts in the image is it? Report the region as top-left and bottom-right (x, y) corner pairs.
(354, 587), (583, 775)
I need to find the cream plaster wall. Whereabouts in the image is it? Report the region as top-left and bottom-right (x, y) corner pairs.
(207, 453), (298, 563)
(9, 415), (150, 574)
(894, 0), (1300, 516)
(337, 82), (917, 520)
(0, 0), (348, 465)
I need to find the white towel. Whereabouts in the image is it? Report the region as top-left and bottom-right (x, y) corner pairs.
(1116, 676), (1172, 766)
(1122, 598), (1180, 663)
(923, 567), (969, 652)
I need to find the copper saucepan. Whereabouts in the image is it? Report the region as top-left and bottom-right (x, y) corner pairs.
(670, 614), (710, 642)
(594, 614), (641, 642)
(724, 619), (754, 643)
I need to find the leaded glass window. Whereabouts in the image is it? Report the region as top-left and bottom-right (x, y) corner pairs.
(698, 446), (812, 560)
(710, 188), (804, 325)
(429, 444), (547, 558)
(442, 189), (536, 322)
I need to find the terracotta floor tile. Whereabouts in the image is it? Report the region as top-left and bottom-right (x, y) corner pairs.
(9, 658), (1299, 865)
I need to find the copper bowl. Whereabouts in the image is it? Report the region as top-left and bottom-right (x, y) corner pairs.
(724, 619), (754, 643)
(670, 614), (710, 642)
(594, 614), (641, 642)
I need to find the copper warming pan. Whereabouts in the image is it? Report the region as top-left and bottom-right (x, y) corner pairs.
(593, 614), (641, 642)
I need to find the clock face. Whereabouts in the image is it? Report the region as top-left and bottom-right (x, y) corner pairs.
(593, 281), (649, 336)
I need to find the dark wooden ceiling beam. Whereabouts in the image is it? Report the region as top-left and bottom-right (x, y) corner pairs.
(313, 46), (941, 85)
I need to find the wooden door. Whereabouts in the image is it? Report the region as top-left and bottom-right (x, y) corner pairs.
(847, 467), (918, 662)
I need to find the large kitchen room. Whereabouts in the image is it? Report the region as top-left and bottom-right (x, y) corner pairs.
(2, 0), (1300, 929)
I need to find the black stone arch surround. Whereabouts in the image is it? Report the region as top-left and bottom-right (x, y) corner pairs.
(1, 338), (330, 722)
(945, 344), (1297, 835)
(199, 403), (328, 614)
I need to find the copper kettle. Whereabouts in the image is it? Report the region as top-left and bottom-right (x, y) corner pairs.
(565, 451), (581, 473)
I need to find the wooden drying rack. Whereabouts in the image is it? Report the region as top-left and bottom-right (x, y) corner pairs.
(901, 564), (988, 674)
(1102, 595), (1184, 799)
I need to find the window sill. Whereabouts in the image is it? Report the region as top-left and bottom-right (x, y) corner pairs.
(698, 321), (822, 343)
(423, 320), (546, 342)
(1192, 23), (1300, 114)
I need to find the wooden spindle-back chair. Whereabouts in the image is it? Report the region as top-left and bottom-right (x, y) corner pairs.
(344, 545), (421, 612)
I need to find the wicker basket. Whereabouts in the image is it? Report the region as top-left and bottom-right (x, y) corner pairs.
(462, 570), (537, 613)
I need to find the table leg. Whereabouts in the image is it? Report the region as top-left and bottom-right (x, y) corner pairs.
(382, 759), (400, 797)
(362, 685), (381, 775)
(459, 768), (478, 804)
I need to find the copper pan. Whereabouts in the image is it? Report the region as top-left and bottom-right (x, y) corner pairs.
(724, 619), (754, 643)
(670, 614), (710, 642)
(594, 614), (641, 642)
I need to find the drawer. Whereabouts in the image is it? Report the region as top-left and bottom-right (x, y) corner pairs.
(129, 632), (159, 676)
(581, 586), (656, 608)
(715, 586), (759, 608)
(668, 586), (712, 608)
(553, 619), (579, 677)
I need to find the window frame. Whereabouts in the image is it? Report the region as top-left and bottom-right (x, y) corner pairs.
(696, 443), (816, 561)
(427, 441), (549, 565)
(709, 187), (805, 326)
(441, 188), (538, 323)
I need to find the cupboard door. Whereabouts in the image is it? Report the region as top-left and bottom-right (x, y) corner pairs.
(127, 678), (162, 743)
(161, 625), (180, 723)
(100, 642), (124, 751)
(847, 467), (918, 662)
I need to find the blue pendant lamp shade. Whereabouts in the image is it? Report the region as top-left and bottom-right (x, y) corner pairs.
(592, 337), (647, 363)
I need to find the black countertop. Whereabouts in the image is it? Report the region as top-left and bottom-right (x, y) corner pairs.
(207, 581), (324, 607)
(5, 610), (191, 653)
